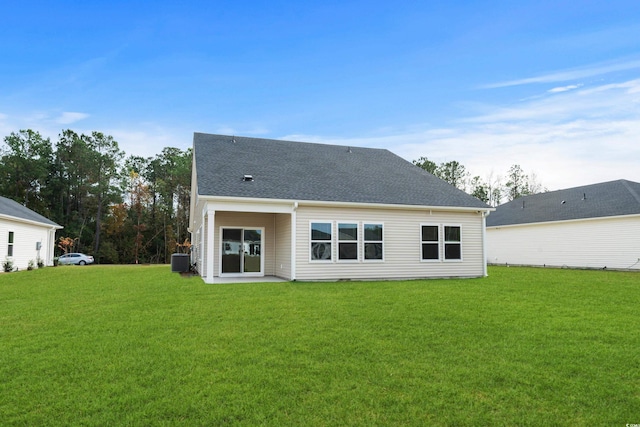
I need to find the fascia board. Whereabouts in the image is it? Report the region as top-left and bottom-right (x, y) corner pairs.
(195, 194), (494, 214)
(487, 213), (640, 229)
(0, 214), (63, 229)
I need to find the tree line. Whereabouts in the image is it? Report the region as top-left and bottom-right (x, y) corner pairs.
(0, 129), (191, 264)
(413, 157), (546, 206)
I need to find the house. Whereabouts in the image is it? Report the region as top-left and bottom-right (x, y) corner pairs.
(486, 179), (640, 270)
(189, 133), (493, 283)
(0, 196), (63, 271)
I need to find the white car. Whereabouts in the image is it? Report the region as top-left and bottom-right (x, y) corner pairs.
(58, 253), (95, 265)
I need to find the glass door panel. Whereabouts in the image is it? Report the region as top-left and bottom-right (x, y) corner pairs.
(243, 229), (262, 273)
(221, 228), (242, 273)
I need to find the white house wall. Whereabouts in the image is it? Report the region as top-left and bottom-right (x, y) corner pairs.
(274, 213), (292, 279)
(1, 218), (57, 271)
(294, 205), (486, 280)
(487, 215), (640, 270)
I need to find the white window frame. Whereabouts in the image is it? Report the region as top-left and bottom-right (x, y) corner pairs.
(443, 224), (463, 262)
(337, 222), (359, 262)
(7, 231), (14, 257)
(219, 226), (265, 277)
(420, 223), (440, 262)
(309, 221), (333, 262)
(363, 222), (384, 262)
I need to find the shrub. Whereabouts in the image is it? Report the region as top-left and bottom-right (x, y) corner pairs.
(37, 257), (44, 268)
(27, 260), (36, 271)
(3, 257), (14, 272)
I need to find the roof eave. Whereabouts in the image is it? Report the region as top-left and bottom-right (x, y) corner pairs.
(0, 214), (63, 229)
(196, 194), (494, 213)
(487, 212), (640, 229)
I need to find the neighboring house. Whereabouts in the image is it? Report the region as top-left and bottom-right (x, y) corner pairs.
(0, 196), (63, 271)
(189, 133), (492, 283)
(486, 179), (640, 270)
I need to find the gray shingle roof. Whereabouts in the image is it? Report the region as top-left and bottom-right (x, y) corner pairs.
(486, 179), (640, 227)
(0, 196), (62, 228)
(194, 133), (490, 209)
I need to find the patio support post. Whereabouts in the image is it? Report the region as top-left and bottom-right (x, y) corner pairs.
(291, 201), (298, 280)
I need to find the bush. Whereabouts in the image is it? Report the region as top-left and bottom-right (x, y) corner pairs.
(37, 257), (44, 268)
(3, 257), (14, 272)
(27, 260), (36, 271)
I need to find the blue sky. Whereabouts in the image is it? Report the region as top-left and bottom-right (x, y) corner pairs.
(2, 1), (640, 191)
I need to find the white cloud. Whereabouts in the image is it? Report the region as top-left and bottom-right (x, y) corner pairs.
(107, 125), (191, 158)
(548, 84), (582, 93)
(483, 58), (640, 89)
(56, 112), (90, 125)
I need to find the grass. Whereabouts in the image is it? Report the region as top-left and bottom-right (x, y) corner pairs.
(1, 265), (639, 426)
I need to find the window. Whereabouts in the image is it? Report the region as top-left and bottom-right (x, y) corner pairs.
(363, 223), (383, 260)
(421, 225), (439, 260)
(7, 232), (14, 257)
(444, 226), (462, 260)
(338, 223), (358, 261)
(310, 222), (332, 261)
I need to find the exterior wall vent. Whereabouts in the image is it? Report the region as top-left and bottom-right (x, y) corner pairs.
(243, 175), (254, 182)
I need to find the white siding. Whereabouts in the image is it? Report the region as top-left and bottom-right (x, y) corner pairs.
(274, 213), (292, 280)
(295, 205), (486, 280)
(487, 215), (640, 270)
(0, 218), (57, 271)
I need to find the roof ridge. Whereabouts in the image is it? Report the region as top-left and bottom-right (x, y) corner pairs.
(620, 179), (640, 205)
(194, 132), (391, 153)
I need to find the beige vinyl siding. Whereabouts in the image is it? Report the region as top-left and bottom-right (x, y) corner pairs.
(274, 213), (292, 279)
(487, 215), (640, 270)
(295, 205), (486, 280)
(213, 212), (277, 276)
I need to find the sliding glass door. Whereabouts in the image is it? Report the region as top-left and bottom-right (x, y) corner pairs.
(221, 228), (263, 275)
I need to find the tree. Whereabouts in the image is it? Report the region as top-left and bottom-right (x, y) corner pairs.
(0, 130), (53, 214)
(412, 156), (470, 190)
(0, 128), (193, 265)
(436, 160), (468, 190)
(469, 176), (489, 203)
(504, 164), (531, 201)
(413, 156), (437, 174)
(128, 170), (152, 264)
(485, 170), (503, 207)
(58, 237), (76, 254)
(85, 132), (124, 261)
(53, 130), (94, 248)
(527, 171), (547, 194)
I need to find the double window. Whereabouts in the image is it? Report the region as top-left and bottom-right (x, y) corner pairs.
(444, 226), (462, 260)
(421, 225), (439, 260)
(310, 222), (384, 262)
(421, 224), (461, 261)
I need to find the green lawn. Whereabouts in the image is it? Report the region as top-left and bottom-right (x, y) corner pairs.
(1, 265), (638, 426)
